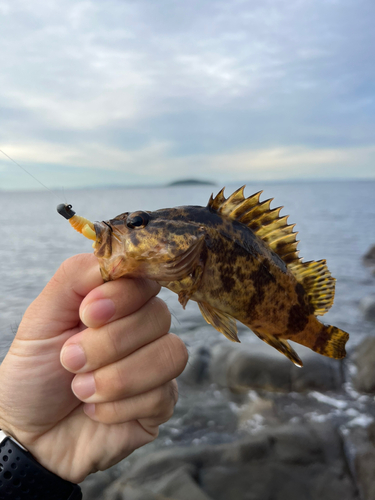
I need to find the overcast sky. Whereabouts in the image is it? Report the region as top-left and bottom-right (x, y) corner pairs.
(0, 0), (374, 190)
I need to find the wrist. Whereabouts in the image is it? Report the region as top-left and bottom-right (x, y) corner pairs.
(0, 430), (82, 499)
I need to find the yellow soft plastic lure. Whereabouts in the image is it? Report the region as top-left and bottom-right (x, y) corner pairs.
(57, 204), (96, 242)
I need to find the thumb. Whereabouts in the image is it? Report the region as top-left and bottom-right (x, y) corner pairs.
(17, 253), (103, 340)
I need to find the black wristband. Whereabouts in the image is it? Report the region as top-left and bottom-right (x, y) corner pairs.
(0, 436), (82, 500)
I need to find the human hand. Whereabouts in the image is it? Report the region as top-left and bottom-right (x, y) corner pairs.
(0, 254), (188, 483)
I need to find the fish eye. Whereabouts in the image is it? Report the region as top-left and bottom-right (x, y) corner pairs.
(127, 212), (150, 229)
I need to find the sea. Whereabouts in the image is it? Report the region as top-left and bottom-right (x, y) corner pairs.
(1, 180), (375, 358)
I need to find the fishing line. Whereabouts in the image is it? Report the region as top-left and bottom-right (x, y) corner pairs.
(0, 148), (60, 200)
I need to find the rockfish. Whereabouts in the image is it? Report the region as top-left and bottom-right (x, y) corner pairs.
(57, 187), (349, 366)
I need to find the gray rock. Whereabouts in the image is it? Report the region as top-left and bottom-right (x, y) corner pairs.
(209, 341), (344, 393)
(200, 461), (358, 500)
(359, 296), (375, 322)
(226, 343), (292, 392)
(104, 465), (212, 500)
(170, 383), (239, 441)
(208, 342), (240, 388)
(351, 336), (375, 393)
(142, 464), (213, 500)
(341, 421), (375, 500)
(271, 423), (324, 464)
(178, 346), (210, 385)
(290, 346), (344, 392)
(199, 423), (359, 500)
(116, 422), (359, 500)
(80, 468), (119, 500)
(104, 483), (170, 500)
(363, 244), (375, 267)
(200, 463), (272, 500)
(237, 396), (279, 429)
(124, 435), (273, 483)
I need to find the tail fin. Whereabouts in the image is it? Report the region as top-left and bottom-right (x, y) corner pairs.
(312, 325), (349, 359)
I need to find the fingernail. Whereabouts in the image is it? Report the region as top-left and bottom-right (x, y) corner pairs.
(83, 403), (96, 418)
(61, 344), (86, 372)
(81, 299), (116, 327)
(72, 373), (96, 400)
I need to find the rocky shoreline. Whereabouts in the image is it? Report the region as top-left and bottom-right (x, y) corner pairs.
(80, 246), (375, 500)
(80, 335), (375, 500)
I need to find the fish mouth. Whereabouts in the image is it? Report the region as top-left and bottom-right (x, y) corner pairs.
(93, 221), (128, 281)
(93, 220), (159, 282)
(94, 221), (114, 260)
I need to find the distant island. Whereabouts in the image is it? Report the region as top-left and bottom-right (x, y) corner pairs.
(168, 179), (215, 187)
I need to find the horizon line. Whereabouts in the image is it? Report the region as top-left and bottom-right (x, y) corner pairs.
(1, 176), (375, 194)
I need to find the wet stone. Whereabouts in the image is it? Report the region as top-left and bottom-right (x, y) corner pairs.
(209, 341), (344, 393)
(107, 422), (359, 500)
(363, 244), (375, 267)
(359, 296), (375, 322)
(342, 421), (375, 500)
(178, 345), (211, 385)
(103, 483), (170, 500)
(351, 336), (375, 393)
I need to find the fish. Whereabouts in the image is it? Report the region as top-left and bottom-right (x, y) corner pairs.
(57, 187), (349, 367)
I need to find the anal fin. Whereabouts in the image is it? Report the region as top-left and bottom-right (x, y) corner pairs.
(253, 330), (303, 367)
(198, 302), (239, 343)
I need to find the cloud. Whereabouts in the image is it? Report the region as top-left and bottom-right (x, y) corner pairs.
(2, 140), (372, 191)
(0, 0), (374, 189)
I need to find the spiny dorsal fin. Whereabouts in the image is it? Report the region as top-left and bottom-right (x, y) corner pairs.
(288, 260), (336, 315)
(208, 186), (301, 265)
(208, 188), (336, 315)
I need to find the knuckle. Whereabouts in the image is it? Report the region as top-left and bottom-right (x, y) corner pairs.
(95, 364), (128, 399)
(147, 297), (171, 334)
(169, 379), (179, 405)
(60, 254), (93, 277)
(111, 363), (131, 396)
(52, 254), (96, 289)
(104, 322), (122, 356)
(153, 386), (175, 421)
(93, 404), (110, 424)
(110, 399), (125, 423)
(161, 406), (175, 423)
(95, 401), (121, 424)
(163, 334), (189, 376)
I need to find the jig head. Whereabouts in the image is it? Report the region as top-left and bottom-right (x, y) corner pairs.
(57, 203), (96, 241)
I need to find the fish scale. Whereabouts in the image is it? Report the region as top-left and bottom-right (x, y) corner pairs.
(57, 187), (349, 367)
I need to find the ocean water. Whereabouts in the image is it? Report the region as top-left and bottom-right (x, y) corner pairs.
(1, 180), (375, 357)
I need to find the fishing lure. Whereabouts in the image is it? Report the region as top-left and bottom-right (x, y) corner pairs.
(58, 187), (349, 366)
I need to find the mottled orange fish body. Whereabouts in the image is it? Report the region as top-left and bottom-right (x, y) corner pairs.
(80, 187), (349, 366)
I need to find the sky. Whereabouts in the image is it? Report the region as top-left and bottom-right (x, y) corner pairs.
(0, 0), (374, 190)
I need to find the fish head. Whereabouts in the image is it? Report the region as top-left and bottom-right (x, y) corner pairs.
(93, 208), (205, 282)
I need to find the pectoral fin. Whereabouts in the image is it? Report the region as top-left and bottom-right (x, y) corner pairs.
(198, 301), (239, 343)
(152, 235), (205, 282)
(253, 330), (303, 367)
(177, 265), (204, 308)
